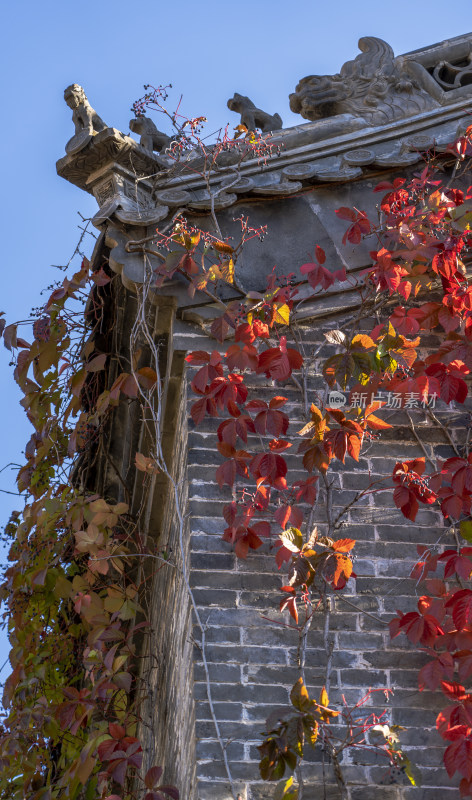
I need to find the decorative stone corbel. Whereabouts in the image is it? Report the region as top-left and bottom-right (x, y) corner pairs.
(87, 164), (169, 229)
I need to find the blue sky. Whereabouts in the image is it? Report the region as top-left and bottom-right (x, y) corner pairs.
(0, 0), (469, 668)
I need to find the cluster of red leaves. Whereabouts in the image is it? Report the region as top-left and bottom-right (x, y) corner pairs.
(185, 132), (472, 792)
(354, 152), (472, 793)
(391, 547), (472, 794)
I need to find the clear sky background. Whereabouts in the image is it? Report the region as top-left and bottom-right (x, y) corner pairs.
(0, 0), (469, 671)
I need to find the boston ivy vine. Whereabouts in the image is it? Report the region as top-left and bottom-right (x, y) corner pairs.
(1, 90), (472, 800)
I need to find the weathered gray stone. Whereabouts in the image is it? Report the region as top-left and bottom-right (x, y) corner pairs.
(289, 37), (437, 126)
(129, 115), (172, 152)
(64, 83), (106, 154)
(227, 93), (282, 132)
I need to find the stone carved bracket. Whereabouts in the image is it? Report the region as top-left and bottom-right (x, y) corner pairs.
(56, 127), (170, 193)
(87, 165), (170, 229)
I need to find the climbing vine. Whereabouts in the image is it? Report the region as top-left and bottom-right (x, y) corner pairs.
(0, 254), (179, 800)
(179, 124), (472, 795)
(2, 87), (472, 800)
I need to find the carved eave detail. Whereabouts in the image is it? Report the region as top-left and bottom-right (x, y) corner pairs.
(56, 33), (472, 324)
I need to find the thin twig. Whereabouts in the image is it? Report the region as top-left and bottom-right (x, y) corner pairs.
(406, 411), (436, 468)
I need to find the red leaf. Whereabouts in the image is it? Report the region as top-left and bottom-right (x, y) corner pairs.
(315, 245), (326, 264)
(274, 504), (304, 530)
(441, 681), (469, 702)
(109, 723), (126, 740)
(446, 590), (472, 630)
(418, 654), (454, 691)
(250, 452), (287, 489)
(211, 315), (230, 342)
(399, 611), (442, 646)
(275, 542), (293, 568)
(280, 590), (298, 622)
(190, 396), (217, 425)
(185, 351), (211, 365)
(335, 206), (357, 222)
(145, 766), (164, 789)
(444, 738), (472, 780)
(91, 268), (111, 286)
(157, 788), (180, 800)
(324, 553), (353, 590)
(293, 476), (318, 504)
(137, 367), (158, 389)
(256, 337), (303, 381)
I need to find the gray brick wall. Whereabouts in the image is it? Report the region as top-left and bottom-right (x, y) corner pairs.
(183, 318), (463, 800)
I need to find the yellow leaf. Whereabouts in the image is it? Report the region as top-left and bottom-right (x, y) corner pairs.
(298, 421), (316, 436)
(207, 265), (222, 282)
(317, 685), (339, 723)
(53, 575), (73, 599)
(220, 258), (234, 285)
(290, 677), (313, 712)
(274, 303), (290, 326)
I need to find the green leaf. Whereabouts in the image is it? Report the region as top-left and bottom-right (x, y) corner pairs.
(451, 202), (472, 231)
(85, 776), (98, 800)
(460, 519), (472, 543)
(274, 776), (298, 800)
(53, 574), (73, 599)
(283, 750), (297, 772)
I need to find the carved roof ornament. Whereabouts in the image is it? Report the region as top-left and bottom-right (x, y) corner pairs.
(64, 84), (107, 155)
(289, 36), (437, 126)
(129, 115), (172, 153)
(56, 33), (472, 240)
(227, 93), (282, 132)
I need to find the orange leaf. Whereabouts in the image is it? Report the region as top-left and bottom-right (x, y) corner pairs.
(135, 453), (159, 474)
(331, 538), (356, 553)
(137, 367), (158, 389)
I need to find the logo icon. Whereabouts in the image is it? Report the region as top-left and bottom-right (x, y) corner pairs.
(327, 390), (347, 408)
